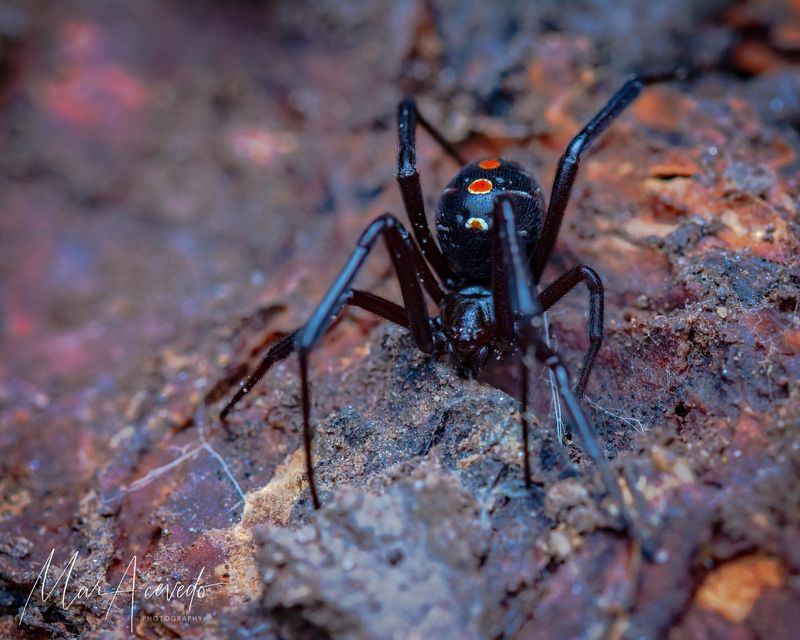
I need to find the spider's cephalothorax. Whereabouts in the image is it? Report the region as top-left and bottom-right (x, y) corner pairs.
(437, 159), (545, 282)
(220, 73), (680, 558)
(436, 284), (495, 376)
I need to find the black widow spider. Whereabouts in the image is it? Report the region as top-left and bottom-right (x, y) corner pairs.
(221, 72), (683, 553)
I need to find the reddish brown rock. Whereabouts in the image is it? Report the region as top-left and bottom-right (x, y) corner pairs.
(1, 1), (799, 638)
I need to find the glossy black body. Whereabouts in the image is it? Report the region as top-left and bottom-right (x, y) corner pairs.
(436, 160), (545, 282)
(433, 158), (545, 374)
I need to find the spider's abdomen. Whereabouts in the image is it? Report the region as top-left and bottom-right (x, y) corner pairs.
(436, 159), (545, 283)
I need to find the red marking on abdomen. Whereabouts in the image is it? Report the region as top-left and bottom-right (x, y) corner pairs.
(467, 178), (493, 194)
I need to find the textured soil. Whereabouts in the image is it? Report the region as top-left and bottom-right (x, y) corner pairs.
(1, 1), (799, 639)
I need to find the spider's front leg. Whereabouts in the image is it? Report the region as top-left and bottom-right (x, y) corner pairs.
(296, 213), (443, 509)
(219, 216), (444, 491)
(491, 194), (653, 558)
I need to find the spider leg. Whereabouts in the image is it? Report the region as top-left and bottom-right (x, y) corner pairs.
(531, 74), (675, 281)
(399, 98), (465, 165)
(493, 194), (652, 557)
(298, 213), (440, 509)
(218, 290), (409, 423)
(397, 99), (461, 288)
(349, 289), (410, 328)
(490, 197), (532, 485)
(219, 328), (300, 422)
(539, 266), (604, 398)
(491, 215), (517, 353)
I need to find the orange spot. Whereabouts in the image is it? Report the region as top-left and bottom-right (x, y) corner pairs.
(696, 555), (786, 623)
(467, 178), (493, 194)
(478, 159), (501, 170)
(466, 217), (488, 231)
(648, 158), (699, 179)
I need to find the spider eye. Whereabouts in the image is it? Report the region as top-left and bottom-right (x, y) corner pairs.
(465, 217), (488, 231)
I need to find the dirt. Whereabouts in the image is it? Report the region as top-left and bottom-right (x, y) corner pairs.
(0, 0), (799, 638)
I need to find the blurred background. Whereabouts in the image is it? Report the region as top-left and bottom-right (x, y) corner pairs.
(2, 0), (798, 397)
(1, 1), (799, 638)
